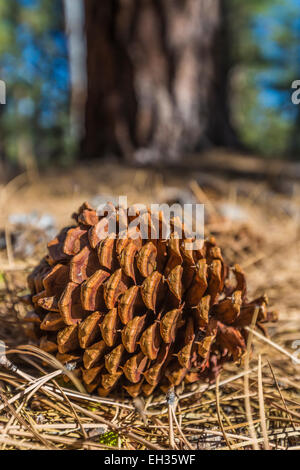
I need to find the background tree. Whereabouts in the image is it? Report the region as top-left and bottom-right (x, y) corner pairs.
(228, 0), (300, 158)
(0, 0), (70, 170)
(82, 0), (237, 163)
(63, 0), (87, 142)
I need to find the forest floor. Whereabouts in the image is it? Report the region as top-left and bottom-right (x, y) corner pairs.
(0, 158), (299, 450)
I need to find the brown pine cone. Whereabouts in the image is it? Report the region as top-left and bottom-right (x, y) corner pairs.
(26, 202), (277, 397)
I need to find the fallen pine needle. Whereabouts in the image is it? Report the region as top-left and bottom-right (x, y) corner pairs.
(245, 327), (300, 365)
(257, 355), (270, 450)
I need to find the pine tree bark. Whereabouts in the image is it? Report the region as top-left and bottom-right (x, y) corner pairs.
(83, 0), (236, 163)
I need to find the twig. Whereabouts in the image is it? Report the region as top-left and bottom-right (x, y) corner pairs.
(257, 355), (270, 450)
(168, 404), (176, 449)
(216, 374), (232, 450)
(4, 226), (14, 267)
(171, 407), (194, 450)
(52, 379), (88, 441)
(151, 362), (268, 407)
(0, 435), (47, 450)
(189, 180), (220, 220)
(0, 387), (54, 449)
(244, 307), (260, 450)
(245, 327), (300, 365)
(267, 361), (297, 430)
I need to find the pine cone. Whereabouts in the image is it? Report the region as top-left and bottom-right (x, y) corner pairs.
(26, 202), (277, 397)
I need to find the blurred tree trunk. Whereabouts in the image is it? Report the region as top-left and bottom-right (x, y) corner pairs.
(63, 0), (87, 141)
(82, 0), (236, 163)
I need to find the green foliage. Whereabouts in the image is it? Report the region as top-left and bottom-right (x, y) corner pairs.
(228, 0), (300, 158)
(0, 0), (72, 168)
(99, 431), (119, 447)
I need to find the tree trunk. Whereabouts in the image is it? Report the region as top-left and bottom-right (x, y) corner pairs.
(63, 0), (87, 142)
(82, 0), (236, 163)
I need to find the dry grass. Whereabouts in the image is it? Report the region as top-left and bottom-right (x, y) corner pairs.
(0, 162), (299, 450)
